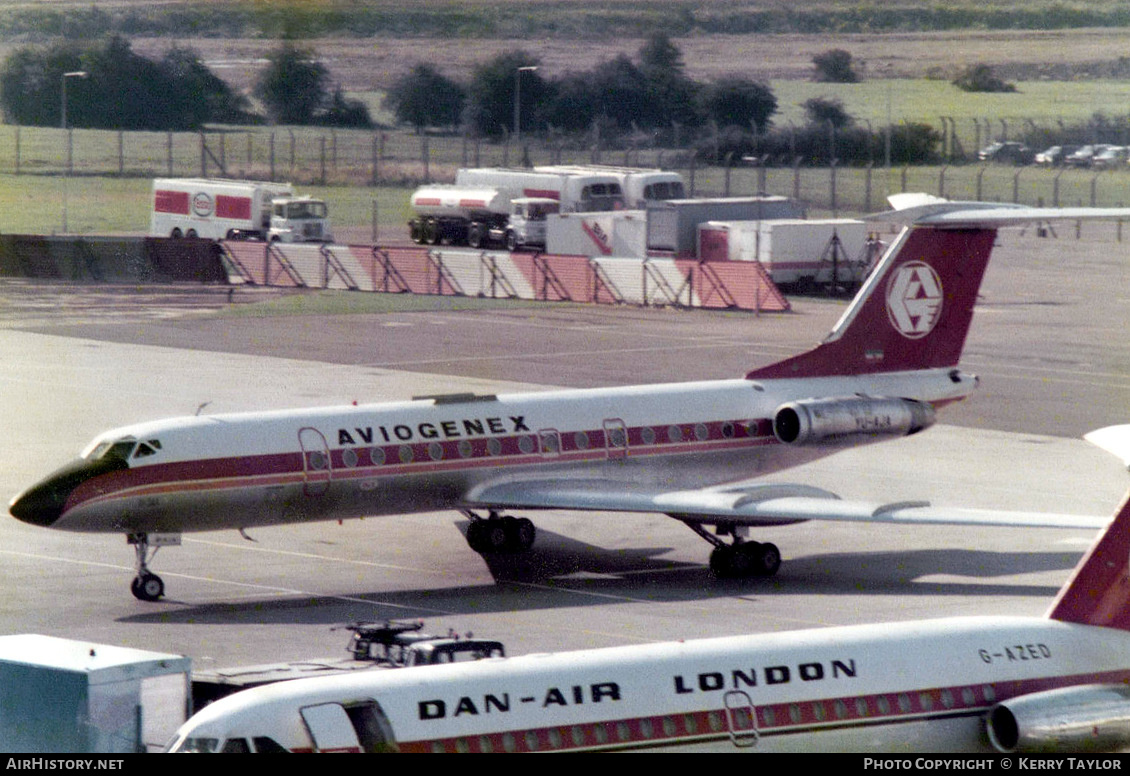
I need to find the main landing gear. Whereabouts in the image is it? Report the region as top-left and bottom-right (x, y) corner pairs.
(461, 510), (536, 554)
(127, 532), (180, 601)
(685, 523), (782, 580)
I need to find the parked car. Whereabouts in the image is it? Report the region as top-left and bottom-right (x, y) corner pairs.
(1092, 146), (1129, 169)
(1034, 145), (1079, 166)
(1065, 144), (1109, 168)
(977, 141), (1034, 165)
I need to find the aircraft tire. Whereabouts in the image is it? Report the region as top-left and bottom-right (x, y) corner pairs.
(466, 521), (486, 552)
(710, 543), (773, 579)
(752, 542), (781, 577)
(131, 573), (164, 602)
(511, 517), (536, 551)
(470, 519), (510, 554)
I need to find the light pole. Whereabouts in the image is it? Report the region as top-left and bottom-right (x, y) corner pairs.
(513, 66), (538, 150)
(61, 70), (87, 234)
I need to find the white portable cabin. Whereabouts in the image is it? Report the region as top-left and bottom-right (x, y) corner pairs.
(646, 196), (805, 257)
(0, 634), (190, 753)
(454, 168), (626, 212)
(697, 218), (868, 286)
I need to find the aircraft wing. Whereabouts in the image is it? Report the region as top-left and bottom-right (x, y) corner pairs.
(464, 479), (1109, 530)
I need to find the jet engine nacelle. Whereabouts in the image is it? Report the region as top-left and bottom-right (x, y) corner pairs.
(772, 397), (935, 445)
(987, 684), (1130, 753)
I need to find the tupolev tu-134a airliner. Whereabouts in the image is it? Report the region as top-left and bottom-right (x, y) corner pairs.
(163, 425), (1130, 752)
(9, 194), (1126, 601)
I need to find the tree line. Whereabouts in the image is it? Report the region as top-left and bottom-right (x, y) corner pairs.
(0, 37), (371, 131)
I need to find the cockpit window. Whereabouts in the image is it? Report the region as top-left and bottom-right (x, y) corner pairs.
(133, 440), (162, 459)
(86, 439), (137, 462)
(170, 736), (220, 753)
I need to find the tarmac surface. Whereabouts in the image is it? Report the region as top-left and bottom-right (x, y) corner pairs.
(1, 224), (1129, 684)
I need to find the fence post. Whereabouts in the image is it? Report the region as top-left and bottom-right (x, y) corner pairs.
(320, 135), (326, 184)
(688, 154), (696, 197)
(976, 165), (985, 200)
(938, 165), (946, 198)
(1013, 168), (1022, 203)
(370, 133), (379, 185)
(830, 159), (838, 216)
(723, 152), (733, 197)
(865, 162), (873, 213)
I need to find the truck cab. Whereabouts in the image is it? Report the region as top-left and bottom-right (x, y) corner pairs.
(268, 196), (332, 243)
(504, 197), (558, 251)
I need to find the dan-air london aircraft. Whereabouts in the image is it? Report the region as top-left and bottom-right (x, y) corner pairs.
(7, 195), (1123, 600)
(164, 425), (1130, 753)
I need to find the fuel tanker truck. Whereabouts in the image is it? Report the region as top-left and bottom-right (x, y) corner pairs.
(408, 185), (558, 251)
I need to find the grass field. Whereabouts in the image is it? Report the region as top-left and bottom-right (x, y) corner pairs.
(9, 161), (1130, 239)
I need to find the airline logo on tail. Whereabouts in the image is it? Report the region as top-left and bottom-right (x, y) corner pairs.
(886, 261), (943, 339)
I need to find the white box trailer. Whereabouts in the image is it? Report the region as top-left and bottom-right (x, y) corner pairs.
(534, 165), (685, 208)
(0, 634), (190, 753)
(455, 168), (626, 212)
(546, 210), (649, 257)
(697, 218), (868, 287)
(150, 178), (332, 243)
(646, 196), (804, 257)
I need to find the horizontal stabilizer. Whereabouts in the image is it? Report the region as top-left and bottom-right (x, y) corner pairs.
(870, 193), (1130, 228)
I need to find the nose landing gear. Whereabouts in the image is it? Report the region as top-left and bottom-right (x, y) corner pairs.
(127, 532), (180, 601)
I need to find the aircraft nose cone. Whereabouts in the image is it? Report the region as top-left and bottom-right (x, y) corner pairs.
(9, 482), (67, 527)
(9, 457), (127, 528)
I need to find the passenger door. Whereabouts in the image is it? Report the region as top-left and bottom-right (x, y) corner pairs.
(298, 427), (332, 497)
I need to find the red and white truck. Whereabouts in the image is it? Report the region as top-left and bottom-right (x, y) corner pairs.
(150, 178), (333, 243)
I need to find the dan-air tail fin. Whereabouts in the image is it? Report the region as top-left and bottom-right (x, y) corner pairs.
(1047, 425), (1130, 630)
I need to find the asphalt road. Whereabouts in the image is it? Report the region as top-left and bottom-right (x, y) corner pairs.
(0, 223), (1127, 697)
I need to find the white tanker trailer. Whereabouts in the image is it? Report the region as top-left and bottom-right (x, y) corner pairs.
(408, 185), (558, 251)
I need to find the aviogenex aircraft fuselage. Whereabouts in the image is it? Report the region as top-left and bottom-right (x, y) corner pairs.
(10, 197), (1126, 600)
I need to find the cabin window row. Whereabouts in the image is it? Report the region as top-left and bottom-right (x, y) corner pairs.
(426, 684), (1000, 753)
(324, 420), (764, 470)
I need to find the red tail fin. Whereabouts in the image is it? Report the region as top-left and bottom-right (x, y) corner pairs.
(747, 226), (997, 378)
(1047, 492), (1130, 629)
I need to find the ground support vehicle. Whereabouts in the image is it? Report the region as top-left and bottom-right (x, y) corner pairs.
(409, 185), (558, 250)
(150, 178), (332, 243)
(191, 621), (505, 709)
(454, 168), (626, 212)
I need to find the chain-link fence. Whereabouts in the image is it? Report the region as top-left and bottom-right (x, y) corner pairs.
(9, 123), (1130, 216)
